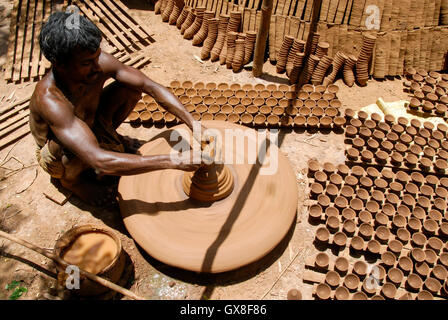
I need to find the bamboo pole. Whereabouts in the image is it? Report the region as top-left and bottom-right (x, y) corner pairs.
(0, 229), (146, 301)
(252, 0), (274, 77)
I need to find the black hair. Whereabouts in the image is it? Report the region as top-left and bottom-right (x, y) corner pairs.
(39, 11), (102, 63)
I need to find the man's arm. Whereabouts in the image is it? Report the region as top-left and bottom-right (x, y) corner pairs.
(101, 52), (196, 130)
(38, 89), (200, 176)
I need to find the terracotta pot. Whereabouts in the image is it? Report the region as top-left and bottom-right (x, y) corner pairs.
(374, 212), (389, 227)
(334, 232), (348, 247)
(359, 223), (374, 240)
(381, 251), (397, 268)
(425, 249), (438, 266)
(342, 219), (356, 236)
(439, 253), (448, 268)
(371, 295), (385, 300)
(406, 273), (423, 292)
(389, 239), (403, 256)
(410, 248), (426, 263)
(353, 261), (368, 279)
(432, 265), (448, 282)
(326, 215), (340, 232)
(332, 257), (348, 275)
(398, 256), (413, 275)
(427, 237), (444, 253)
(424, 277), (442, 294)
(380, 282), (397, 299)
(325, 270), (341, 288)
(367, 239), (381, 255)
(352, 292), (368, 300)
(344, 175), (358, 187)
(315, 283), (331, 300)
(344, 274), (360, 291)
(315, 252), (330, 270)
(240, 113), (253, 124)
(334, 196), (348, 209)
(350, 236), (365, 252)
(287, 289), (302, 300)
(382, 203), (395, 217)
(127, 111), (140, 123)
(334, 286), (350, 300)
(325, 184), (339, 200)
(227, 113), (240, 123)
(254, 114), (266, 125)
(375, 226), (390, 244)
(340, 186), (354, 199)
(350, 198), (363, 213)
(387, 268), (404, 286)
(315, 226), (330, 242)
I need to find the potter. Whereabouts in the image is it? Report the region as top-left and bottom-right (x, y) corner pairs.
(30, 12), (207, 206)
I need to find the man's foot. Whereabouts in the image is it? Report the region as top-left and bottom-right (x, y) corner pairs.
(60, 177), (118, 207)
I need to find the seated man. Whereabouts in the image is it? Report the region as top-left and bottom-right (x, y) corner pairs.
(30, 12), (203, 206)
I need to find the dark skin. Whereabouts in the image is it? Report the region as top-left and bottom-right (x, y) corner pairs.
(30, 47), (205, 206)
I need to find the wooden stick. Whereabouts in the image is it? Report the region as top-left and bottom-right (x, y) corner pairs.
(0, 125), (30, 150)
(0, 229), (146, 301)
(253, 0), (274, 77)
(21, 0), (37, 80)
(0, 95), (31, 115)
(4, 0), (21, 82)
(30, 0), (44, 79)
(13, 0), (29, 82)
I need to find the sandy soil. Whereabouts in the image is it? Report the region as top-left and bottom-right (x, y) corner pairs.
(0, 0), (410, 300)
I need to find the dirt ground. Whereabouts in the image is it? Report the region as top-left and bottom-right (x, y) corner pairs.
(0, 0), (410, 300)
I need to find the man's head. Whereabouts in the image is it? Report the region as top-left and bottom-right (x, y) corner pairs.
(40, 11), (103, 83)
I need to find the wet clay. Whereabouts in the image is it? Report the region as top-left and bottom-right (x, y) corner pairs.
(62, 232), (118, 274)
(118, 121), (299, 273)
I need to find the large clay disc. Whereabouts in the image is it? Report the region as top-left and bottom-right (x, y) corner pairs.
(118, 121), (298, 273)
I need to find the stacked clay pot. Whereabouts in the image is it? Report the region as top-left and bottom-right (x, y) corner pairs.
(243, 31), (257, 65)
(161, 0), (174, 22)
(303, 55), (321, 84)
(343, 54), (357, 87)
(154, 0), (162, 14)
(168, 1), (183, 25)
(219, 11), (241, 65)
(355, 34), (377, 86)
(232, 37), (246, 72)
(315, 42), (330, 59)
(192, 11), (215, 46)
(210, 14), (230, 61)
(201, 18), (219, 60)
(309, 33), (321, 55)
(323, 51), (347, 86)
(311, 56), (333, 85)
(225, 32), (238, 68)
(286, 39), (306, 77)
(183, 6), (205, 40)
(180, 9), (196, 34)
(276, 35), (294, 74)
(289, 52), (306, 84)
(176, 5), (190, 29)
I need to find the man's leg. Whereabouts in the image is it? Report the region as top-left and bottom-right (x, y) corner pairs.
(97, 81), (142, 129)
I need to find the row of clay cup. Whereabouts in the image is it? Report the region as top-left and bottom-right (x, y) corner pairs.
(169, 80), (294, 92)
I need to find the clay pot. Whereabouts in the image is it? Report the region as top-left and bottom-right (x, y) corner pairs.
(416, 290), (434, 300)
(227, 113), (240, 123)
(367, 239), (381, 255)
(240, 113), (253, 124)
(334, 232), (348, 247)
(342, 208), (356, 221)
(380, 283), (397, 299)
(316, 226), (330, 242)
(381, 251), (397, 268)
(406, 273), (423, 292)
(315, 252), (330, 270)
(439, 253), (448, 268)
(389, 239), (403, 257)
(342, 219), (356, 236)
(267, 114), (280, 126)
(374, 212), (389, 228)
(334, 196), (348, 209)
(359, 210), (372, 225)
(375, 226), (390, 244)
(318, 195), (331, 208)
(127, 111), (140, 123)
(432, 265), (448, 282)
(353, 261), (368, 279)
(424, 278), (442, 294)
(387, 268), (404, 286)
(350, 236), (365, 252)
(350, 198), (363, 213)
(254, 114), (266, 125)
(425, 249), (438, 266)
(233, 104), (247, 115)
(213, 113), (227, 121)
(340, 186), (354, 199)
(326, 215), (340, 232)
(344, 175), (358, 187)
(334, 257), (349, 275)
(427, 237), (444, 253)
(410, 248), (426, 264)
(344, 274), (360, 291)
(366, 201), (380, 214)
(315, 283), (331, 300)
(325, 184), (339, 200)
(392, 215), (407, 230)
(411, 232), (427, 248)
(352, 292), (368, 300)
(423, 219), (438, 236)
(334, 286), (350, 300)
(287, 289), (302, 300)
(325, 270), (341, 288)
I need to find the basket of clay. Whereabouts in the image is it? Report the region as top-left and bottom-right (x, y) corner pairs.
(54, 225), (126, 297)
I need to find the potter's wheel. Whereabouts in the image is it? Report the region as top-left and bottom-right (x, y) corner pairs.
(118, 121), (298, 273)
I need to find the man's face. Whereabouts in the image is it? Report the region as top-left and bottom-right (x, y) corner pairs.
(59, 47), (102, 84)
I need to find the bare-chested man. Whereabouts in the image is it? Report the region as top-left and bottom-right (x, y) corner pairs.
(30, 12), (204, 206)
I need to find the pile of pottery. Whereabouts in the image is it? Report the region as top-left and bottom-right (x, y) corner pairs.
(344, 111), (448, 175)
(127, 81), (346, 129)
(403, 68), (448, 119)
(155, 3), (257, 73)
(355, 34), (377, 86)
(275, 32), (377, 87)
(307, 159), (448, 300)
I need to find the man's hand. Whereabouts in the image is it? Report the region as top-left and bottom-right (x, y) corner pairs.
(173, 150), (213, 172)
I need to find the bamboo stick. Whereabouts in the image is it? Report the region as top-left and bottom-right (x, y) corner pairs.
(253, 0), (274, 77)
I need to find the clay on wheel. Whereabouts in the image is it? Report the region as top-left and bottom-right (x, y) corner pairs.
(118, 121), (299, 273)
